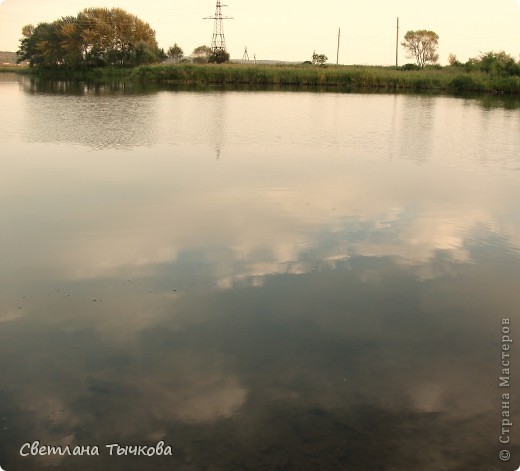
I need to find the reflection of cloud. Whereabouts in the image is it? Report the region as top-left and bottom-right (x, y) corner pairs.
(4, 152), (515, 297)
(22, 396), (81, 430)
(3, 325), (248, 463)
(2, 238), (517, 470)
(142, 376), (247, 424)
(3, 91), (520, 301)
(14, 394), (85, 468)
(0, 309), (24, 323)
(410, 382), (444, 413)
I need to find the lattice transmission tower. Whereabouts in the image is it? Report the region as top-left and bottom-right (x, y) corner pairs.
(204, 1), (233, 53)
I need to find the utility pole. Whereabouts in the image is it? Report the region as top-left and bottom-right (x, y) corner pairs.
(204, 1), (233, 53)
(336, 28), (341, 65)
(395, 17), (399, 67)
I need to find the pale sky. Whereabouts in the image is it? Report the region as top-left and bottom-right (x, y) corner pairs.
(0, 0), (519, 65)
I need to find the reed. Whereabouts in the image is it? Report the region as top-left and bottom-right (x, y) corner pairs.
(0, 66), (30, 73)
(5, 63), (520, 94)
(127, 63), (520, 94)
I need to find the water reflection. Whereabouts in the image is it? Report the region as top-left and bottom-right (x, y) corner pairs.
(20, 77), (157, 96)
(1, 73), (520, 470)
(7, 73), (520, 172)
(2, 246), (519, 470)
(398, 95), (436, 163)
(20, 84), (158, 149)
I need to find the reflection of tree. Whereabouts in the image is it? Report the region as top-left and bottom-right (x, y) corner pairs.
(20, 75), (158, 96)
(21, 76), (158, 150)
(388, 94), (399, 162)
(398, 95), (436, 164)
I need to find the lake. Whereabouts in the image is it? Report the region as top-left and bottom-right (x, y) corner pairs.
(1, 72), (520, 470)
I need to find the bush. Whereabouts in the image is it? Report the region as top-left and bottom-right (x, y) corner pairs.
(208, 50), (230, 64)
(401, 63), (420, 71)
(465, 51), (520, 77)
(448, 74), (484, 91)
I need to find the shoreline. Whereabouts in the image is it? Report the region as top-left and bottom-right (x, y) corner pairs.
(2, 63), (520, 95)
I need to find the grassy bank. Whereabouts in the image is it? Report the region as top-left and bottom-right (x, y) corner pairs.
(0, 65), (30, 73)
(5, 63), (520, 94)
(127, 63), (520, 94)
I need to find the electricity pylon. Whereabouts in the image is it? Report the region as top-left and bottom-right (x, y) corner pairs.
(204, 1), (233, 53)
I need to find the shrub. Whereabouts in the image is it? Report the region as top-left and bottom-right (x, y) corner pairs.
(448, 74), (484, 91)
(208, 50), (230, 64)
(401, 63), (420, 71)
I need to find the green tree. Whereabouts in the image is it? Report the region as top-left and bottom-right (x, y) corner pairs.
(18, 7), (160, 69)
(17, 24), (39, 65)
(208, 49), (230, 64)
(134, 41), (160, 65)
(311, 51), (328, 66)
(448, 53), (462, 67)
(192, 45), (211, 63)
(59, 16), (87, 69)
(167, 43), (184, 62)
(157, 48), (167, 61)
(78, 8), (158, 67)
(474, 51), (520, 76)
(18, 21), (62, 67)
(401, 30), (439, 68)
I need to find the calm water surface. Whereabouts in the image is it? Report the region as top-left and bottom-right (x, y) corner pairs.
(1, 73), (520, 470)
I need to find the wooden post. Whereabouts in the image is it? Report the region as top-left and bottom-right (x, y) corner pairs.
(336, 28), (341, 65)
(395, 17), (399, 67)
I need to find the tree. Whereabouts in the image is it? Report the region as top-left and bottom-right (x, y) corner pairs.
(311, 51), (328, 66)
(401, 30), (439, 68)
(17, 24), (39, 65)
(134, 41), (160, 65)
(448, 53), (461, 67)
(208, 49), (229, 64)
(17, 22), (62, 67)
(473, 51), (520, 76)
(192, 45), (211, 63)
(157, 48), (167, 61)
(17, 7), (161, 68)
(167, 43), (183, 62)
(78, 8), (158, 67)
(59, 16), (87, 69)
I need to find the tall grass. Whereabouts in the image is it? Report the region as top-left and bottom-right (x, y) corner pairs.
(4, 63), (520, 94)
(0, 66), (30, 73)
(127, 63), (520, 94)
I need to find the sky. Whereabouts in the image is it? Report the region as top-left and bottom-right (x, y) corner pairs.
(0, 0), (519, 65)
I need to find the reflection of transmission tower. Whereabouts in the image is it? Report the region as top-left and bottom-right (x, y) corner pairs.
(204, 1), (233, 53)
